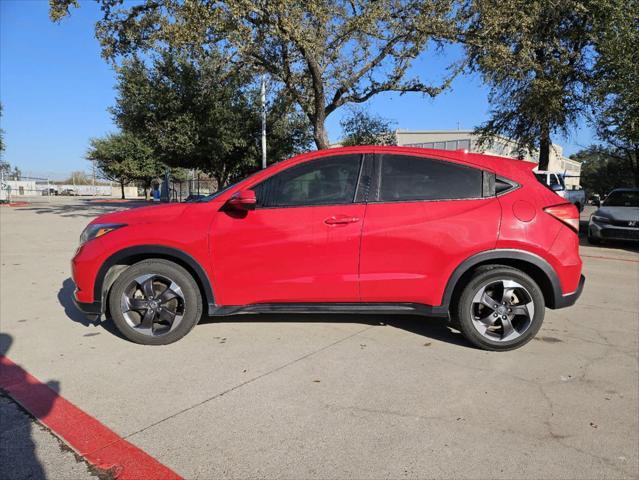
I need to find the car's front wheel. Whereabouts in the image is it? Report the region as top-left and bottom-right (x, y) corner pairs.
(452, 266), (545, 351)
(108, 259), (202, 345)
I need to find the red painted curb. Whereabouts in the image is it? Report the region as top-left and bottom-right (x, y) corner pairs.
(0, 356), (182, 480)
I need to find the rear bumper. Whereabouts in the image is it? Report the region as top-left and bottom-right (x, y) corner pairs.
(553, 274), (585, 309)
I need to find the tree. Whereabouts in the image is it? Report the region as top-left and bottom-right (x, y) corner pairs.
(87, 132), (159, 199)
(112, 51), (311, 187)
(65, 171), (91, 185)
(11, 166), (21, 181)
(590, 0), (639, 186)
(340, 108), (397, 146)
(0, 161), (9, 176)
(572, 145), (636, 195)
(50, 0), (459, 150)
(463, 0), (603, 170)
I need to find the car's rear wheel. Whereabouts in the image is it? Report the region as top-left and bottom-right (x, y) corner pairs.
(108, 259), (202, 345)
(453, 266), (545, 351)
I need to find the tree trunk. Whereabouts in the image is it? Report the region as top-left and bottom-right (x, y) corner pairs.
(538, 124), (551, 171)
(120, 180), (125, 200)
(144, 184), (149, 201)
(313, 117), (330, 150)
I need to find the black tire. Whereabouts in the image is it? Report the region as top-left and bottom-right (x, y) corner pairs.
(452, 266), (545, 351)
(108, 259), (203, 345)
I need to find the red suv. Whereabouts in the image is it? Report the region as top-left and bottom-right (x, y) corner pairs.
(72, 147), (584, 350)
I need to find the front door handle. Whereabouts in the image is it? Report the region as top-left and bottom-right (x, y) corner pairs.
(324, 215), (361, 225)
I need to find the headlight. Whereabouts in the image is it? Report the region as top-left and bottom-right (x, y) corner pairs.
(79, 223), (126, 245)
(591, 215), (611, 224)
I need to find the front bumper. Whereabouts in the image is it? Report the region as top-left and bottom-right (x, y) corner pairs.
(553, 274), (585, 309)
(589, 222), (639, 242)
(72, 295), (102, 322)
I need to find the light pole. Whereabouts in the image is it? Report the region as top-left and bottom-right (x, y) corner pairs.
(261, 75), (267, 169)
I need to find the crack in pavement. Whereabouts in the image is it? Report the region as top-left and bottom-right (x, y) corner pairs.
(115, 325), (376, 445)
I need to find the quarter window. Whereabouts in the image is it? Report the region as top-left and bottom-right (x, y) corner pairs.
(377, 154), (483, 202)
(253, 155), (362, 208)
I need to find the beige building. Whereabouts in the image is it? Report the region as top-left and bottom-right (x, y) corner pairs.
(395, 130), (582, 187)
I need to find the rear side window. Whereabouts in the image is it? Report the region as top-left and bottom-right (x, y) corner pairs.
(252, 154), (362, 208)
(376, 154), (483, 202)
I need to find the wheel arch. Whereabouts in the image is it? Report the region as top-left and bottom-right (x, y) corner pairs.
(443, 250), (562, 310)
(95, 245), (215, 315)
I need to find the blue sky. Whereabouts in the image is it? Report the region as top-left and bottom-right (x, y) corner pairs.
(1, 0), (596, 178)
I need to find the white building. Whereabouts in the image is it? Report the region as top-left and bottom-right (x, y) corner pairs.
(395, 130), (582, 187)
(1, 180), (37, 196)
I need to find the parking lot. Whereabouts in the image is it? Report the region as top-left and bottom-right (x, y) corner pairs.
(1, 197), (638, 479)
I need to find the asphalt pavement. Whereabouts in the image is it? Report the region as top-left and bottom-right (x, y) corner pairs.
(1, 198), (637, 479)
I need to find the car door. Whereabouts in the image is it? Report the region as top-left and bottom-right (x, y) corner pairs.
(359, 153), (501, 307)
(210, 154), (368, 305)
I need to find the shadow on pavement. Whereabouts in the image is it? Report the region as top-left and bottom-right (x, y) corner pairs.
(17, 198), (148, 218)
(0, 333), (59, 480)
(57, 278), (125, 339)
(200, 313), (473, 349)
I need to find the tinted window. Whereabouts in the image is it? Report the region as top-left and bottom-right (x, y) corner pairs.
(377, 154), (483, 202)
(253, 155), (362, 207)
(495, 176), (515, 194)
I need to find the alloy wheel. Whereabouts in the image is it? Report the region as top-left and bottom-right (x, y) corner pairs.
(469, 279), (535, 342)
(120, 273), (185, 336)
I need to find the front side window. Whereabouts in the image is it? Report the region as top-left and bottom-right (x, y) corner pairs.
(377, 154), (483, 202)
(253, 154), (362, 208)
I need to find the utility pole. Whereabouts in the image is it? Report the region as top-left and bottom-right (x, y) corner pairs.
(261, 75), (267, 169)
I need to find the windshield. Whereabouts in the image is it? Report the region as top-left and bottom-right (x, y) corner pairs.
(603, 190), (639, 207)
(534, 173), (564, 190)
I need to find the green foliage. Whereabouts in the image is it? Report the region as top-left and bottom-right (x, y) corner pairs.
(86, 132), (161, 198)
(340, 109), (397, 147)
(49, 0), (459, 149)
(590, 0), (639, 186)
(571, 145), (636, 195)
(463, 0), (604, 169)
(113, 51), (311, 186)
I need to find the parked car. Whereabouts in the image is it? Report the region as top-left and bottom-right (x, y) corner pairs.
(60, 188), (78, 196)
(72, 147), (584, 351)
(588, 188), (639, 244)
(534, 171), (586, 212)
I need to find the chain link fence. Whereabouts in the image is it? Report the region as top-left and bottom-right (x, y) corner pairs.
(0, 170), (223, 204)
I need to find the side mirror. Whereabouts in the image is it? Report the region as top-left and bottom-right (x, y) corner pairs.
(594, 199), (601, 208)
(550, 183), (564, 192)
(226, 190), (257, 211)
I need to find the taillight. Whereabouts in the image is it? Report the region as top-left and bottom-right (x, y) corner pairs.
(544, 203), (579, 232)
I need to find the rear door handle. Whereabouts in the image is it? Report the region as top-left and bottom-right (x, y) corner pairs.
(324, 215), (361, 225)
